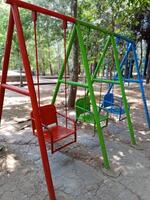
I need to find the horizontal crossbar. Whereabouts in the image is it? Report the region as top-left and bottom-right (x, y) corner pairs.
(123, 78), (143, 83)
(5, 0), (76, 23)
(1, 84), (30, 96)
(78, 20), (135, 44)
(59, 80), (88, 88)
(114, 78), (143, 83)
(93, 78), (120, 84)
(5, 0), (135, 44)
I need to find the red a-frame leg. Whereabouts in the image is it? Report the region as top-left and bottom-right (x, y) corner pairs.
(0, 9), (14, 122)
(0, 6), (56, 200)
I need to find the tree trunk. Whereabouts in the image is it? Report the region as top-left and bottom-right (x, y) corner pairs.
(68, 0), (79, 108)
(41, 57), (46, 75)
(146, 50), (150, 83)
(139, 40), (143, 69)
(49, 63), (53, 75)
(48, 47), (53, 75)
(144, 40), (150, 77)
(144, 39), (150, 83)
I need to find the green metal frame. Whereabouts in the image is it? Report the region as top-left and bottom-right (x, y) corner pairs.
(76, 23), (110, 168)
(52, 20), (136, 169)
(111, 36), (135, 144)
(52, 26), (76, 104)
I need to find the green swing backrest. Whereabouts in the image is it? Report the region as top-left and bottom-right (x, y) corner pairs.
(75, 95), (91, 120)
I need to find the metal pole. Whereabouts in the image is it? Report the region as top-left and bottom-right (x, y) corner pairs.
(107, 43), (132, 94)
(12, 5), (56, 200)
(52, 26), (76, 104)
(0, 9), (14, 122)
(92, 37), (111, 82)
(111, 36), (136, 145)
(5, 0), (75, 23)
(76, 22), (110, 169)
(5, 0), (135, 45)
(132, 44), (150, 129)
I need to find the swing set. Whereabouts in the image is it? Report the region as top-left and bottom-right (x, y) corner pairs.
(100, 35), (150, 127)
(0, 1), (149, 200)
(97, 47), (130, 121)
(30, 14), (77, 153)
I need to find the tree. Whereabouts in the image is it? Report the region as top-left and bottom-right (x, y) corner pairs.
(0, 1), (9, 68)
(129, 1), (150, 83)
(68, 0), (79, 108)
(2, 0), (150, 83)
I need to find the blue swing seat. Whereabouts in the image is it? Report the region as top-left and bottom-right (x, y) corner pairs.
(100, 93), (129, 121)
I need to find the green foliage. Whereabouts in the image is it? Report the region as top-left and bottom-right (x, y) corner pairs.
(0, 0), (149, 73)
(0, 1), (9, 65)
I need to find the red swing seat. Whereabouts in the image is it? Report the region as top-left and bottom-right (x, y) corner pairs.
(31, 104), (76, 153)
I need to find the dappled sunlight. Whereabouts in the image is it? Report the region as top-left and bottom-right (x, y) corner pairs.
(138, 137), (150, 142)
(6, 154), (20, 173)
(113, 162), (145, 176)
(1, 131), (12, 137)
(13, 117), (29, 123)
(110, 148), (145, 176)
(139, 130), (150, 135)
(0, 149), (20, 175)
(131, 98), (142, 104)
(68, 110), (76, 118)
(0, 120), (31, 141)
(1, 123), (16, 130)
(118, 151), (125, 157)
(123, 162), (144, 175)
(128, 149), (133, 154)
(113, 155), (121, 161)
(1, 100), (31, 124)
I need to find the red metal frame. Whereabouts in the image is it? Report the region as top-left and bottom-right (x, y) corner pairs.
(1, 84), (30, 96)
(0, 3), (58, 200)
(5, 0), (76, 23)
(0, 1), (78, 199)
(0, 9), (14, 122)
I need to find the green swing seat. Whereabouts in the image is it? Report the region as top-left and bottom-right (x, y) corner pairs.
(75, 95), (109, 129)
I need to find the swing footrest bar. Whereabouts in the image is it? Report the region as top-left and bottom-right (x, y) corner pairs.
(0, 83), (30, 96)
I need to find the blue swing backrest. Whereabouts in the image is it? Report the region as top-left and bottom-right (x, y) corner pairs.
(103, 93), (114, 107)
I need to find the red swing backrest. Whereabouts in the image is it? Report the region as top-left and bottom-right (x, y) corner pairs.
(39, 104), (58, 125)
(31, 104), (58, 131)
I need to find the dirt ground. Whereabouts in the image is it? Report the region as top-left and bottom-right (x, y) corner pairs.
(0, 80), (150, 200)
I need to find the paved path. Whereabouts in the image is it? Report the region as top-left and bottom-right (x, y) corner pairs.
(0, 83), (150, 199)
(0, 122), (150, 200)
